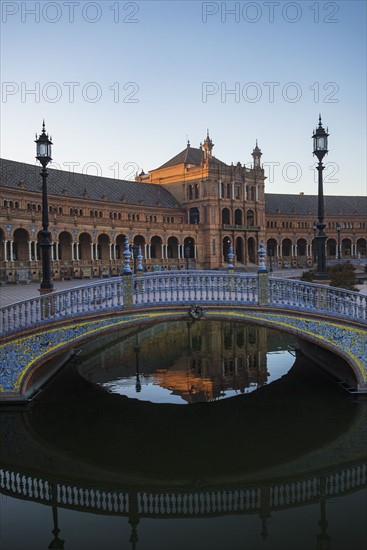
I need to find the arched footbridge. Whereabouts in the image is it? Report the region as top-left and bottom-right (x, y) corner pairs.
(1, 271), (366, 401)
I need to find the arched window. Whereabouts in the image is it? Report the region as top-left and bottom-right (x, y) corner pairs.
(222, 208), (230, 225)
(189, 207), (200, 224)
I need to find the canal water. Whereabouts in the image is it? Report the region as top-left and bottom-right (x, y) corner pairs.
(1, 320), (366, 550)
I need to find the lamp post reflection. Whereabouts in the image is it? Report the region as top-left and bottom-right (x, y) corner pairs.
(48, 506), (64, 550)
(134, 334), (141, 393)
(316, 477), (331, 550)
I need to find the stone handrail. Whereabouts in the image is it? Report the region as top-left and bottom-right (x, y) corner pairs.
(0, 271), (366, 338)
(269, 277), (367, 320)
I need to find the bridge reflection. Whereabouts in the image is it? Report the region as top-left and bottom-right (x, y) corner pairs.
(1, 353), (366, 548)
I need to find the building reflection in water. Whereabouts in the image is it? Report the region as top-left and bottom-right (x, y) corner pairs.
(76, 320), (296, 404)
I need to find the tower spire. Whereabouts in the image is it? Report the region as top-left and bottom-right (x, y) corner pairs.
(252, 140), (262, 168)
(202, 130), (214, 160)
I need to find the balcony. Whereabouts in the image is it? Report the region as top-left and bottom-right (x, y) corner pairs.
(223, 224), (260, 231)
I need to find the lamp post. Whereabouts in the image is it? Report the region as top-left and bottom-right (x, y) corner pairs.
(336, 223), (341, 260)
(313, 222), (317, 264)
(312, 115), (329, 279)
(35, 121), (54, 293)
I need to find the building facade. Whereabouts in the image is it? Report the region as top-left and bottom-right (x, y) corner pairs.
(0, 133), (366, 283)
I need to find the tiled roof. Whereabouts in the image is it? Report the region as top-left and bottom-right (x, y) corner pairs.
(265, 193), (367, 217)
(158, 146), (227, 169)
(0, 158), (181, 209)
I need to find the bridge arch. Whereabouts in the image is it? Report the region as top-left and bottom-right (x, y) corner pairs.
(6, 306), (363, 402)
(0, 273), (366, 401)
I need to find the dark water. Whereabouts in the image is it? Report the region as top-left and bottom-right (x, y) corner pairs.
(1, 320), (366, 550)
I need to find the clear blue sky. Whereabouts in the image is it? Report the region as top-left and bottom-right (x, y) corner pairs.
(1, 0), (366, 196)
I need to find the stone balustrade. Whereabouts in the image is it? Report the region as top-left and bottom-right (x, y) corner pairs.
(1, 271), (366, 338)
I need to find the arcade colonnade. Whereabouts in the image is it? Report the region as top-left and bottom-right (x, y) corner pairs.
(0, 226), (199, 281)
(1, 224), (365, 282)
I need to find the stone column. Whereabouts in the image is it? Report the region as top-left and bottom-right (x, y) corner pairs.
(4, 240), (8, 262)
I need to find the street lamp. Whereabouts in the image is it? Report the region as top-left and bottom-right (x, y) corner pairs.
(312, 115), (329, 279)
(336, 223), (341, 260)
(35, 120), (54, 293)
(313, 222), (317, 264)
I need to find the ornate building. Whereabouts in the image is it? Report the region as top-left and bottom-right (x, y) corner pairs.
(0, 132), (366, 283)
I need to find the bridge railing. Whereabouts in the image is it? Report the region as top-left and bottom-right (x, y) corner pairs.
(133, 271), (258, 306)
(269, 277), (367, 320)
(0, 271), (366, 338)
(0, 278), (125, 337)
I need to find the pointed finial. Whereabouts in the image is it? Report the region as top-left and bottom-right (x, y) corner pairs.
(42, 119), (46, 133)
(318, 114), (322, 127)
(137, 246), (143, 272)
(256, 139), (258, 147)
(123, 237), (132, 275)
(227, 243), (234, 270)
(257, 241), (267, 272)
(207, 128), (209, 138)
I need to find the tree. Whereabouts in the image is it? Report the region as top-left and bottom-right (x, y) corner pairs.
(327, 262), (359, 291)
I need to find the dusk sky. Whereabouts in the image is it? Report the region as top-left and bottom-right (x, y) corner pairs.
(1, 0), (366, 196)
